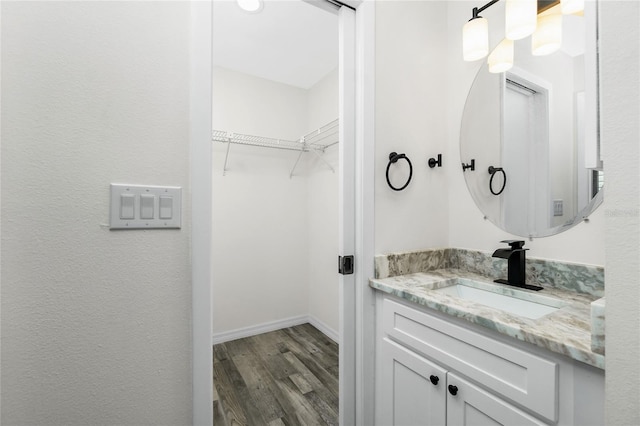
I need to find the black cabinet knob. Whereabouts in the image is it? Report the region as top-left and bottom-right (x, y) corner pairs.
(448, 385), (458, 396)
(429, 375), (439, 385)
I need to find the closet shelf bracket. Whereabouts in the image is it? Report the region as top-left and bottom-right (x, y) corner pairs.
(222, 138), (232, 176)
(289, 142), (336, 179)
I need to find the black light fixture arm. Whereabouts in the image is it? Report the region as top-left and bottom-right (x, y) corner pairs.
(471, 0), (500, 19)
(471, 0), (554, 19)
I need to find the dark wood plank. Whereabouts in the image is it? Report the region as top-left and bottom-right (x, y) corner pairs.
(289, 373), (313, 395)
(299, 323), (339, 359)
(327, 365), (339, 380)
(217, 356), (266, 425)
(213, 383), (225, 426)
(214, 323), (339, 426)
(232, 348), (286, 423)
(282, 326), (339, 372)
(282, 326), (323, 356)
(213, 359), (248, 426)
(282, 350), (339, 410)
(305, 390), (339, 426)
(249, 334), (306, 426)
(280, 334), (339, 402)
(249, 332), (297, 381)
(225, 337), (254, 358)
(276, 377), (327, 425)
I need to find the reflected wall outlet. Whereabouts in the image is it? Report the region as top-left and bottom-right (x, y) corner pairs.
(110, 184), (181, 229)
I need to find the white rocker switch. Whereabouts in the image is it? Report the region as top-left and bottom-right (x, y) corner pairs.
(159, 196), (173, 220)
(140, 194), (155, 219)
(120, 194), (135, 220)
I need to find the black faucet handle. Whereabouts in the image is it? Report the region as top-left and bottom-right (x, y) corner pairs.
(500, 240), (525, 250)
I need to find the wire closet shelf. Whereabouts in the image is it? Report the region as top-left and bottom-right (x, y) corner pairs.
(212, 118), (339, 178)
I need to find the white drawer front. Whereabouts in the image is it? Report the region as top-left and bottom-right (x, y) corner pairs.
(383, 297), (558, 422)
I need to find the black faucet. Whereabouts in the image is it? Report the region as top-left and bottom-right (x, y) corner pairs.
(492, 240), (543, 291)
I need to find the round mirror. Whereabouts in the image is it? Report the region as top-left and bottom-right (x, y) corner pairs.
(460, 6), (603, 238)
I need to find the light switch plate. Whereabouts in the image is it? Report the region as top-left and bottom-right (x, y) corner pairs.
(553, 199), (563, 217)
(110, 184), (182, 229)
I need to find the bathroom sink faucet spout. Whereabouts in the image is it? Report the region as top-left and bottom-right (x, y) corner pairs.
(492, 240), (543, 291)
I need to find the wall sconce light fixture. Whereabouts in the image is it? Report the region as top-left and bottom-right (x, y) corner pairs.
(463, 0), (582, 73)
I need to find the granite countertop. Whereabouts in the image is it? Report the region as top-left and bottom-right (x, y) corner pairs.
(370, 268), (604, 369)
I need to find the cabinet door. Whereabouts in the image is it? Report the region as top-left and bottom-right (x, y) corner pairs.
(378, 338), (447, 426)
(446, 372), (548, 426)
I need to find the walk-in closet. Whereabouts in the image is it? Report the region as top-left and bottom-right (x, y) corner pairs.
(211, 1), (341, 424)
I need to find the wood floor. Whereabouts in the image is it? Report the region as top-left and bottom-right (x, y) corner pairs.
(213, 323), (339, 426)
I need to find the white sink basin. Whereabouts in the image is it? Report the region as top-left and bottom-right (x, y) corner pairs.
(434, 279), (566, 320)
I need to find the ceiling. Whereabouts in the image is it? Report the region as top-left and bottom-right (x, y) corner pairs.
(212, 0), (339, 90)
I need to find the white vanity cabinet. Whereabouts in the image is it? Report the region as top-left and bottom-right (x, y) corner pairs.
(379, 337), (546, 425)
(375, 294), (605, 426)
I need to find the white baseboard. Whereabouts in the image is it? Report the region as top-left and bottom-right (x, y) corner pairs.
(308, 315), (339, 343)
(212, 315), (308, 345)
(212, 315), (339, 345)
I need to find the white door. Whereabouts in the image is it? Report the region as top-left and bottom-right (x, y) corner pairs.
(377, 338), (447, 426)
(338, 4), (357, 425)
(502, 75), (550, 236)
(446, 372), (547, 426)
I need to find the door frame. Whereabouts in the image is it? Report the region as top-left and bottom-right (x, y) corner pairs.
(189, 1), (375, 424)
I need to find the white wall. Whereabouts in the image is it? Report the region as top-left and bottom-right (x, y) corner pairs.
(307, 69), (339, 335)
(374, 1), (450, 254)
(446, 1), (605, 266)
(600, 1), (640, 424)
(212, 67), (339, 337)
(212, 67), (311, 335)
(1, 2), (192, 424)
(212, 67), (309, 140)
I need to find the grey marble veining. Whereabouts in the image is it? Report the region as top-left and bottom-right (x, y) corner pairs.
(590, 298), (606, 355)
(527, 258), (604, 297)
(370, 269), (604, 369)
(374, 248), (450, 279)
(375, 248), (604, 297)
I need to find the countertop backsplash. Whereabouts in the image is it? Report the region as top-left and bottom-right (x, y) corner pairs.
(375, 248), (604, 298)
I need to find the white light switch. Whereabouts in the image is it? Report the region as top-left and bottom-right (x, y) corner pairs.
(140, 194), (155, 219)
(159, 196), (173, 219)
(110, 184), (181, 229)
(120, 194), (135, 219)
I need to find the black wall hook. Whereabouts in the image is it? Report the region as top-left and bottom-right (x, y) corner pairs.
(386, 152), (413, 191)
(462, 159), (475, 171)
(428, 154), (443, 168)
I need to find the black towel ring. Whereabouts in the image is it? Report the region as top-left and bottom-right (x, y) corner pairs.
(386, 152), (413, 191)
(488, 166), (507, 195)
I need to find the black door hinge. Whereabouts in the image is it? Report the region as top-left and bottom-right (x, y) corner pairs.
(339, 255), (354, 275)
